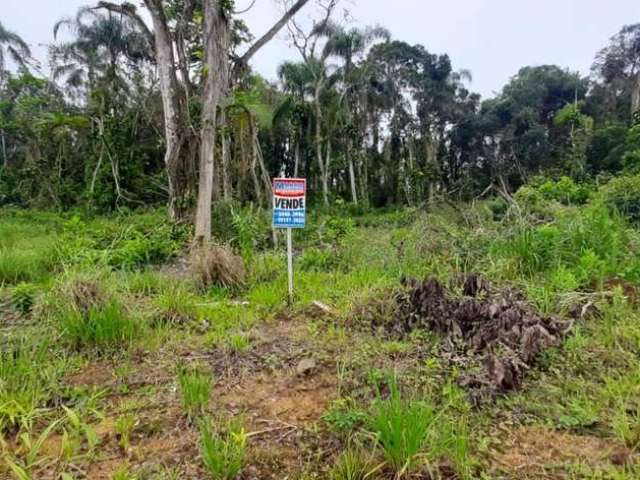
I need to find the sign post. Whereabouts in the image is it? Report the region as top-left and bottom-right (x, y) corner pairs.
(272, 178), (306, 305)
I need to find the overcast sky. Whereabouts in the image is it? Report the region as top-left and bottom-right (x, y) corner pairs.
(3, 0), (640, 98)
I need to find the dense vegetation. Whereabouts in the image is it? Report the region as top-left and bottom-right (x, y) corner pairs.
(2, 1), (640, 479)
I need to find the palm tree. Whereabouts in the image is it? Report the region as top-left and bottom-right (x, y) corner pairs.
(0, 21), (31, 167)
(324, 25), (390, 204)
(52, 8), (151, 96)
(0, 21), (31, 82)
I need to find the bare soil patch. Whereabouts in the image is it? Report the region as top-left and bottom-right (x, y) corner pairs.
(492, 426), (632, 479)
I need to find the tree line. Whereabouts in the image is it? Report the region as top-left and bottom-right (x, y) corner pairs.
(1, 0), (639, 236)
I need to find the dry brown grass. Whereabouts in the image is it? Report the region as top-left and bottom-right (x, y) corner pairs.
(190, 244), (246, 290)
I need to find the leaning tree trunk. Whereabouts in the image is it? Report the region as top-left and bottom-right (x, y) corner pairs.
(195, 0), (230, 242)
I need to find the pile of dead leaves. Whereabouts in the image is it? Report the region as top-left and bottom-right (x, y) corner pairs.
(375, 274), (573, 398)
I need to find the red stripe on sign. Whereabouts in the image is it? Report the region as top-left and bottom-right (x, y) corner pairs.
(273, 178), (306, 197)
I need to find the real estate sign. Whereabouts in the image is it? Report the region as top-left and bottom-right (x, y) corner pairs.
(272, 178), (306, 228)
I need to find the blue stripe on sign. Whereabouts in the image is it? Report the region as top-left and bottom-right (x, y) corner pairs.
(273, 208), (305, 228)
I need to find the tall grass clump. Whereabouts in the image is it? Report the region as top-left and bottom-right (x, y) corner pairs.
(0, 338), (58, 433)
(0, 247), (55, 285)
(369, 379), (435, 474)
(199, 418), (247, 480)
(177, 366), (213, 420)
(493, 201), (634, 285)
(329, 446), (380, 480)
(58, 300), (139, 352)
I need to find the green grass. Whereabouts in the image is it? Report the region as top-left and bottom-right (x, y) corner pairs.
(177, 366), (213, 420)
(1, 195), (640, 478)
(369, 378), (435, 474)
(57, 300), (140, 352)
(199, 418), (247, 480)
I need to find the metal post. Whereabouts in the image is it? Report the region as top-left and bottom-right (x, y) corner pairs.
(287, 227), (293, 305)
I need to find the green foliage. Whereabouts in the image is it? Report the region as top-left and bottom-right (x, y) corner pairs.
(57, 213), (189, 270)
(211, 202), (271, 258)
(322, 217), (356, 245)
(600, 173), (640, 225)
(493, 202), (632, 284)
(199, 418), (247, 480)
(57, 300), (139, 352)
(536, 177), (592, 205)
(0, 337), (63, 433)
(298, 247), (343, 272)
(10, 282), (38, 314)
(177, 366), (213, 420)
(368, 379), (434, 473)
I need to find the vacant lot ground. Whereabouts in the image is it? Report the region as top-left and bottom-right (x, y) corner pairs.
(1, 198), (640, 479)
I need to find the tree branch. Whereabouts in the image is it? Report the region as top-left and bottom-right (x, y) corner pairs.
(237, 0), (311, 66)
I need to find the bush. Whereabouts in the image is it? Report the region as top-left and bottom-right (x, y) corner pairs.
(58, 300), (139, 352)
(211, 201), (271, 257)
(600, 174), (640, 225)
(515, 177), (592, 208)
(298, 247), (343, 272)
(322, 217), (355, 245)
(537, 177), (592, 205)
(10, 283), (38, 314)
(199, 418), (247, 480)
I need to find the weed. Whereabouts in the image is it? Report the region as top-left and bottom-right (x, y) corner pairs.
(116, 413), (137, 451)
(58, 300), (139, 352)
(10, 282), (38, 314)
(369, 379), (435, 474)
(329, 446), (381, 480)
(153, 288), (198, 326)
(177, 366), (213, 420)
(199, 418), (247, 480)
(226, 333), (251, 353)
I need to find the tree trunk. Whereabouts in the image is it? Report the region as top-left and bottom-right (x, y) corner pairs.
(293, 139), (300, 177)
(321, 140), (331, 206)
(314, 88), (329, 206)
(195, 0), (230, 242)
(346, 139), (358, 204)
(632, 71), (640, 125)
(144, 0), (195, 220)
(220, 110), (232, 201)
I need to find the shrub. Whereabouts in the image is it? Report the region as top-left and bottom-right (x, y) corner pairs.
(177, 366), (213, 420)
(600, 174), (640, 225)
(199, 418), (247, 480)
(369, 379), (434, 473)
(322, 217), (355, 245)
(10, 282), (38, 314)
(58, 300), (139, 352)
(191, 245), (246, 290)
(537, 177), (592, 205)
(298, 247), (343, 272)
